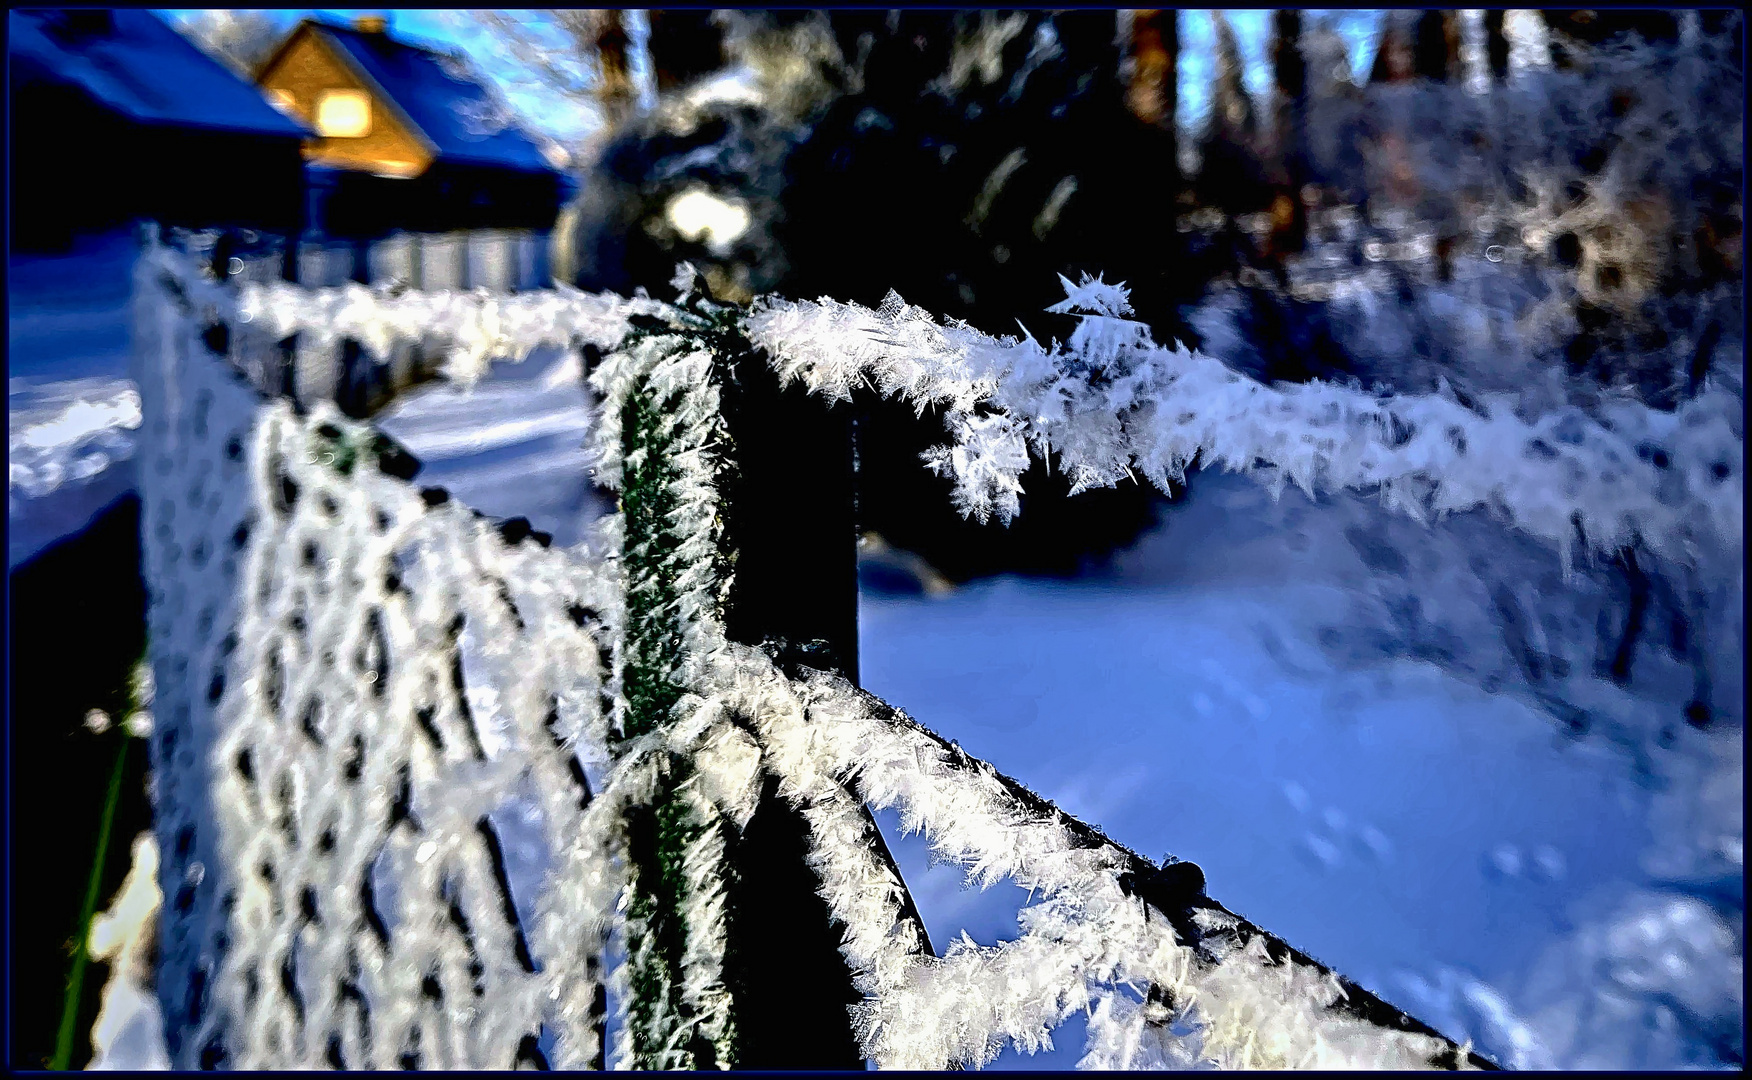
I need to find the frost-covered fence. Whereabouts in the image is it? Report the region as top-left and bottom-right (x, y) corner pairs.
(132, 247), (628, 1069)
(128, 241), (1547, 1069)
(175, 226), (555, 421)
(748, 274), (1743, 741)
(748, 276), (1741, 573)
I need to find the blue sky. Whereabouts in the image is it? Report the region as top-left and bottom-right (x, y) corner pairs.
(1179, 11), (1385, 126)
(159, 9), (1385, 145)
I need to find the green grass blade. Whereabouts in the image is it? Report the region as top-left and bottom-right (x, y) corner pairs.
(51, 734), (130, 1071)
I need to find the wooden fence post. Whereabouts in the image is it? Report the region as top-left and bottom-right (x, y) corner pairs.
(717, 332), (860, 682)
(418, 232), (466, 291)
(712, 293), (866, 1068)
(466, 229), (515, 293)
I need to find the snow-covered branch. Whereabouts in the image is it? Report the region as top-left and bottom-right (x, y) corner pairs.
(748, 275), (1741, 570)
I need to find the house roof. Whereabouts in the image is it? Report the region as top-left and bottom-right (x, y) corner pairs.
(283, 19), (559, 176)
(7, 9), (312, 139)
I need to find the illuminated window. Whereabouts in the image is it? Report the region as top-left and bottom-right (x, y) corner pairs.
(315, 90), (372, 138)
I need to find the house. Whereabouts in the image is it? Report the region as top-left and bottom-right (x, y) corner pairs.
(8, 9), (311, 253)
(253, 15), (572, 292)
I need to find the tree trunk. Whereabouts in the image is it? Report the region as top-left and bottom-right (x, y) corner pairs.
(1272, 10), (1305, 104)
(1369, 13), (1414, 84)
(1483, 10), (1511, 81)
(1413, 11), (1463, 83)
(594, 11), (636, 125)
(1264, 10), (1308, 272)
(1125, 9), (1178, 132)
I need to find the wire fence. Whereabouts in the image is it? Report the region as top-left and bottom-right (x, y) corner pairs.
(112, 235), (1590, 1070)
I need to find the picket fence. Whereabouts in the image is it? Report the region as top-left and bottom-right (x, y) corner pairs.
(174, 226), (552, 418)
(109, 236), (1577, 1071)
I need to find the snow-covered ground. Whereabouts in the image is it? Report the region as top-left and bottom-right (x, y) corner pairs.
(860, 471), (1742, 1070)
(373, 346), (610, 547)
(8, 228), (141, 569)
(380, 365), (1739, 1068)
(6, 229), (609, 569)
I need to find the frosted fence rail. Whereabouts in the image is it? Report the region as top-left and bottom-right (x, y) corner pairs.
(227, 252), (1741, 576)
(133, 242), (1507, 1069)
(745, 277), (1741, 573)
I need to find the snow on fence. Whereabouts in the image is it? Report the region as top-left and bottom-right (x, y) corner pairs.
(746, 277), (1742, 576)
(131, 247), (626, 1068)
(223, 264), (1743, 576)
(142, 235), (1752, 1068)
(206, 227), (554, 419)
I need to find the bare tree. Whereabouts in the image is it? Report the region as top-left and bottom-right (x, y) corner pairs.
(1194, 9), (1268, 223)
(1124, 9), (1178, 131)
(1262, 11), (1308, 272)
(1482, 10), (1511, 82)
(173, 10), (287, 79)
(1368, 11), (1416, 85)
(1272, 10), (1306, 106)
(448, 10), (647, 285)
(450, 10), (639, 146)
(593, 11), (636, 125)
(1412, 11), (1464, 83)
(1209, 12), (1255, 139)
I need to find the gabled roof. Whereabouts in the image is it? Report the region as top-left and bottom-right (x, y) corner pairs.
(7, 9), (312, 139)
(270, 18), (559, 176)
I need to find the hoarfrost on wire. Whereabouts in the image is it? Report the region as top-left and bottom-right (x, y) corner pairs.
(234, 276), (669, 387)
(202, 236), (1741, 580)
(746, 274), (1741, 573)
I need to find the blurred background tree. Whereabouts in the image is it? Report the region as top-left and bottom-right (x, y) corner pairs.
(175, 8), (285, 77)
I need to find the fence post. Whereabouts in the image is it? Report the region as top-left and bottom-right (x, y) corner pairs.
(368, 233), (419, 392)
(610, 280), (868, 1069)
(418, 232), (466, 291)
(711, 285), (866, 1068)
(512, 230), (539, 292)
(466, 229), (516, 293)
(718, 337), (859, 680)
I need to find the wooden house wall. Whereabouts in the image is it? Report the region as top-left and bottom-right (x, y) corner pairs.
(256, 30), (434, 179)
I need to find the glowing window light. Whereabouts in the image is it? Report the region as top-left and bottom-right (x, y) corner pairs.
(665, 189), (751, 255)
(316, 90), (372, 138)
